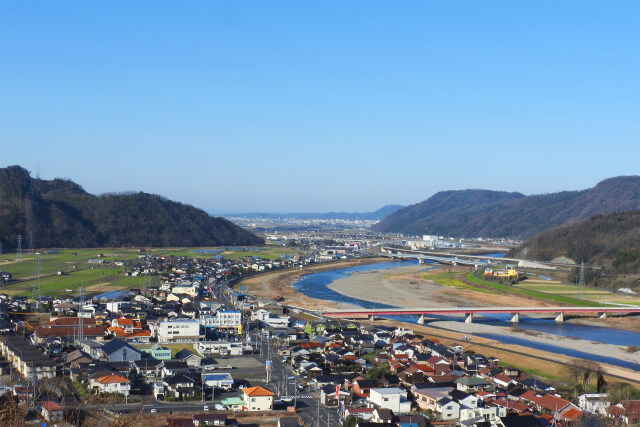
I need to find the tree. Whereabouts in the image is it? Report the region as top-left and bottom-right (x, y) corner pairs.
(596, 374), (607, 393)
(344, 415), (357, 427)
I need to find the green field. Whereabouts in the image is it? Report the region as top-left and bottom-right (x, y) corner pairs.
(0, 245), (297, 298)
(515, 280), (640, 306)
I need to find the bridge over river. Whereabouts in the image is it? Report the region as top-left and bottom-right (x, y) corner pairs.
(322, 306), (640, 324)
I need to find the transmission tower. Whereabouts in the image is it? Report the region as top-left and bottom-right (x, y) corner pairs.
(28, 231), (34, 254)
(78, 287), (85, 342)
(578, 261), (585, 300)
(32, 253), (42, 311)
(16, 234), (22, 262)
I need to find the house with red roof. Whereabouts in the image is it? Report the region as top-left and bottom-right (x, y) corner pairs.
(241, 386), (274, 411)
(38, 401), (64, 422)
(89, 374), (131, 396)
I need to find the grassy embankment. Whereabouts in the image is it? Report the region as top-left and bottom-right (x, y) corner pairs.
(421, 269), (635, 307)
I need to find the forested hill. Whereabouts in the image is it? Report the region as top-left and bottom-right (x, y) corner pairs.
(372, 176), (640, 239)
(0, 165), (263, 249)
(507, 211), (640, 286)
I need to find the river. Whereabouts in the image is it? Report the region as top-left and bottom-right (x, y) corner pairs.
(293, 260), (640, 371)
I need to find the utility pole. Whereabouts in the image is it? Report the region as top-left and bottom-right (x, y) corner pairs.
(78, 287), (85, 343)
(32, 253), (41, 311)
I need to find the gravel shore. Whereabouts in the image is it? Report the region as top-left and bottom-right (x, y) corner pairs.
(327, 265), (640, 370)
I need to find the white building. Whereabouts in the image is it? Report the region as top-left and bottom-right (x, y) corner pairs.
(195, 340), (243, 356)
(156, 319), (202, 343)
(200, 310), (242, 330)
(578, 393), (610, 416)
(368, 387), (412, 413)
(172, 282), (199, 297)
(460, 406), (506, 422)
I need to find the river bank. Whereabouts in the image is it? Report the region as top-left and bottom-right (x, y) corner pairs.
(325, 263), (640, 381)
(236, 259), (640, 384)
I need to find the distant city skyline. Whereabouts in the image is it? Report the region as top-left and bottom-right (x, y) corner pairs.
(1, 1), (638, 213)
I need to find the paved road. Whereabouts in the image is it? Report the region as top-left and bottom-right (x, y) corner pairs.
(251, 330), (342, 427)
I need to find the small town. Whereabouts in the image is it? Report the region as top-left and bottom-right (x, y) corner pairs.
(0, 250), (636, 427)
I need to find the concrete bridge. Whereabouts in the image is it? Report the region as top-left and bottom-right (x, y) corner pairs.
(380, 246), (575, 269)
(322, 306), (640, 324)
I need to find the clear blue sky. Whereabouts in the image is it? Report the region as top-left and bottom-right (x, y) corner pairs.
(1, 0), (638, 213)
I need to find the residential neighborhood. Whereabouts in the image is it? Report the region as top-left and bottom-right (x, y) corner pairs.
(0, 251), (637, 426)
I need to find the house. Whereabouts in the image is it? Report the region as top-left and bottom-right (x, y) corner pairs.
(319, 384), (351, 407)
(578, 393), (610, 416)
(242, 386), (274, 411)
(344, 407), (375, 421)
(455, 376), (492, 392)
(459, 406), (506, 423)
(414, 387), (452, 411)
(100, 339), (142, 362)
(368, 387), (412, 413)
(370, 407), (394, 423)
(176, 348), (202, 368)
(38, 401), (64, 422)
(134, 358), (163, 379)
(607, 400), (640, 425)
(436, 397), (460, 420)
(89, 374), (131, 395)
(163, 374), (198, 399)
(158, 360), (189, 378)
(204, 373), (234, 390)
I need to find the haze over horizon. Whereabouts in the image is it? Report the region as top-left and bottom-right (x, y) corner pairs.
(1, 1), (638, 213)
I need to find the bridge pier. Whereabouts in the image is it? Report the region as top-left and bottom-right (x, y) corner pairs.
(465, 313), (473, 324)
(599, 312), (607, 319)
(369, 314), (376, 321)
(555, 312), (564, 323)
(418, 259), (424, 265)
(510, 313), (519, 323)
(417, 314), (425, 325)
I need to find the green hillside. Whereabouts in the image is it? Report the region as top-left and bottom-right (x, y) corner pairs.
(0, 165), (263, 249)
(372, 176), (640, 239)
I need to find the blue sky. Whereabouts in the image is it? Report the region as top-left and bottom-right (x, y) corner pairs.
(1, 0), (638, 213)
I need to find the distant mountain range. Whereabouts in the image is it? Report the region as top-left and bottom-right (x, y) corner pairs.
(372, 176), (640, 239)
(224, 204), (404, 221)
(0, 166), (263, 249)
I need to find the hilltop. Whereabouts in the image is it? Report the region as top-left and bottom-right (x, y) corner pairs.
(0, 166), (263, 249)
(372, 176), (640, 239)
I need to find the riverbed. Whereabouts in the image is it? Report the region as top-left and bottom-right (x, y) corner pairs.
(293, 260), (640, 372)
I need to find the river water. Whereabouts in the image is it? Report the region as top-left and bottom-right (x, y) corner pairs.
(293, 260), (640, 371)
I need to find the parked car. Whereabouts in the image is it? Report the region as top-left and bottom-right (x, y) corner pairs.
(203, 405), (209, 411)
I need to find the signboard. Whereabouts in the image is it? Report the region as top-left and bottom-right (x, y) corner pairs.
(335, 385), (340, 399)
(266, 360), (271, 370)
